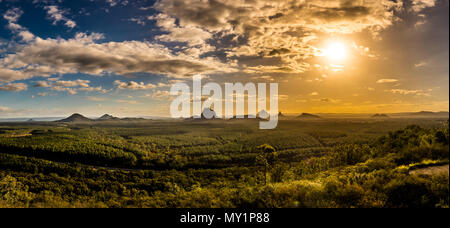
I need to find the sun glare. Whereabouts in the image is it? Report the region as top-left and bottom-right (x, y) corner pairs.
(324, 42), (347, 61)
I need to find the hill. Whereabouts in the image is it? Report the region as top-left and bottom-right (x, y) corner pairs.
(229, 110), (269, 120)
(297, 113), (321, 119)
(201, 108), (217, 119)
(372, 114), (389, 118)
(257, 110), (270, 120)
(56, 113), (92, 123)
(98, 114), (120, 121)
(408, 111), (450, 117)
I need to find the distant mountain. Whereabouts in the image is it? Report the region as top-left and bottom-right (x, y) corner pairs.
(411, 111), (435, 116)
(297, 113), (321, 119)
(409, 111), (449, 117)
(56, 113), (92, 123)
(229, 110), (269, 120)
(258, 110), (270, 120)
(185, 108), (219, 120)
(372, 114), (389, 118)
(228, 115), (257, 120)
(201, 108), (217, 119)
(227, 111), (287, 120)
(0, 117), (62, 123)
(98, 114), (120, 121)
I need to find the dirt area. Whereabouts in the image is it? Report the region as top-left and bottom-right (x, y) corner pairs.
(410, 165), (449, 176)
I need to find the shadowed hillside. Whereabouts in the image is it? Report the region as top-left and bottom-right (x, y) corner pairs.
(297, 113), (321, 119)
(56, 114), (92, 123)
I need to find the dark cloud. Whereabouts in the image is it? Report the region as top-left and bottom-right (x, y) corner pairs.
(268, 48), (291, 56)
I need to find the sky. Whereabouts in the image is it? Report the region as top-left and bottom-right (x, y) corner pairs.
(0, 0), (448, 118)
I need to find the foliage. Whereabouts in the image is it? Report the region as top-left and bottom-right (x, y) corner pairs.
(0, 118), (448, 208)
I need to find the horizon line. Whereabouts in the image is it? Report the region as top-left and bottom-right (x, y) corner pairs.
(1, 110), (449, 120)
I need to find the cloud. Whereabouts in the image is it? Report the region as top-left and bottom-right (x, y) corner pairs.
(44, 5), (77, 28)
(0, 33), (232, 81)
(376, 79), (399, 84)
(0, 68), (30, 82)
(153, 0), (404, 68)
(151, 90), (171, 99)
(3, 8), (23, 31)
(86, 96), (106, 102)
(115, 99), (139, 104)
(311, 98), (339, 103)
(0, 106), (23, 116)
(0, 83), (28, 91)
(149, 14), (213, 46)
(33, 81), (51, 88)
(319, 98), (333, 103)
(310, 92), (319, 96)
(54, 80), (90, 88)
(18, 31), (35, 42)
(244, 64), (310, 74)
(278, 94), (289, 101)
(387, 89), (431, 97)
(33, 78), (107, 95)
(128, 17), (147, 26)
(0, 106), (14, 112)
(50, 86), (78, 95)
(3, 8), (35, 42)
(78, 86), (108, 94)
(410, 0), (437, 27)
(37, 92), (53, 97)
(414, 61), (428, 68)
(411, 0), (436, 12)
(106, 0), (129, 7)
(114, 80), (158, 90)
(2, 0), (418, 84)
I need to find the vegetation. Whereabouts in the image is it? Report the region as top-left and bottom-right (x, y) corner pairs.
(0, 118), (448, 208)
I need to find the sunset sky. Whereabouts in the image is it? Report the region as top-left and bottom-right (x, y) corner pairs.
(0, 0), (448, 118)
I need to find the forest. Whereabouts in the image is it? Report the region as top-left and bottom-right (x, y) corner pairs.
(0, 118), (448, 208)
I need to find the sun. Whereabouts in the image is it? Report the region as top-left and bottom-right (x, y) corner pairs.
(324, 42), (347, 61)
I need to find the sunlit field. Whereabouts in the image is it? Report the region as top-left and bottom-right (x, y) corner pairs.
(0, 117), (448, 208)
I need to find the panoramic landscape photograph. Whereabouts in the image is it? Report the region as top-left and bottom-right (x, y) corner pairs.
(0, 0), (449, 211)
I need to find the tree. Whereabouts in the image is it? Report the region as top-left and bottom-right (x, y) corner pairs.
(255, 144), (278, 185)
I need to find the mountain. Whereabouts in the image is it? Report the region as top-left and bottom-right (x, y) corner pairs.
(372, 114), (389, 118)
(258, 110), (270, 120)
(201, 108), (217, 119)
(185, 108), (219, 120)
(410, 111), (435, 116)
(98, 114), (120, 121)
(409, 111), (449, 117)
(229, 115), (257, 120)
(56, 113), (92, 123)
(229, 110), (269, 120)
(297, 113), (321, 119)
